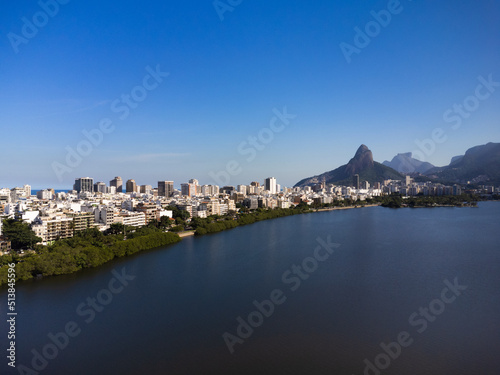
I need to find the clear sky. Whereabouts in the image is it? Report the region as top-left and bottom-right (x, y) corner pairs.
(1, 0), (499, 189)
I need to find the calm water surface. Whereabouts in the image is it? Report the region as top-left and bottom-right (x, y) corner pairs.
(1, 203), (499, 374)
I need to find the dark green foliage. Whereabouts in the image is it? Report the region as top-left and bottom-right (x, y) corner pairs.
(170, 225), (184, 232)
(379, 194), (478, 208)
(166, 205), (190, 220)
(194, 206), (311, 236)
(105, 223), (125, 235)
(1, 218), (42, 250)
(0, 228), (180, 286)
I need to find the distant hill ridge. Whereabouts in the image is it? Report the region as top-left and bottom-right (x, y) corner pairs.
(382, 152), (435, 174)
(423, 142), (500, 185)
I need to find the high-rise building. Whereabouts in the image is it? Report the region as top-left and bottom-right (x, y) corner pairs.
(221, 186), (235, 195)
(140, 185), (152, 194)
(201, 185), (219, 196)
(265, 177), (277, 194)
(188, 179), (200, 195)
(353, 174), (360, 190)
(237, 184), (247, 195)
(181, 183), (196, 197)
(24, 184), (31, 197)
(126, 179), (137, 193)
(36, 190), (53, 200)
(74, 177), (94, 193)
(158, 181), (174, 197)
(110, 177), (123, 193)
(94, 182), (107, 193)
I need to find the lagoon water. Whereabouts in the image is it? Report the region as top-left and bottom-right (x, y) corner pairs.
(1, 203), (500, 374)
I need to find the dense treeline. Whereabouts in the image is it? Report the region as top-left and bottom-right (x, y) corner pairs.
(193, 205), (311, 235)
(0, 227), (180, 286)
(377, 194), (479, 208)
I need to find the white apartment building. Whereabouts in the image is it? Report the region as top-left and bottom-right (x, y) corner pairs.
(219, 203), (228, 216)
(115, 211), (146, 227)
(95, 207), (116, 226)
(265, 177), (277, 194)
(37, 190), (53, 200)
(237, 185), (247, 195)
(201, 185), (219, 196)
(192, 209), (207, 218)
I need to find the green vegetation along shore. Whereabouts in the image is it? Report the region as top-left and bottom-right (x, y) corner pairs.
(0, 227), (180, 286)
(377, 193), (480, 208)
(192, 205), (311, 236)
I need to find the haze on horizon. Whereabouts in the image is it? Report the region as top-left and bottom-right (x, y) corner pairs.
(1, 0), (499, 189)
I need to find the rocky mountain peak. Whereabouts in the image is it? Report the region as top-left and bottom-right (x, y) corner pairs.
(346, 144), (374, 175)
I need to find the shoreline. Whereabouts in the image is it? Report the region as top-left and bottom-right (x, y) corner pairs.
(0, 201), (484, 287)
(177, 230), (195, 238)
(315, 204), (381, 212)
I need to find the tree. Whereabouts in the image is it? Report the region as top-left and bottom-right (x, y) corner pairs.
(106, 223), (124, 235)
(158, 216), (173, 229)
(2, 219), (42, 250)
(166, 205), (190, 220)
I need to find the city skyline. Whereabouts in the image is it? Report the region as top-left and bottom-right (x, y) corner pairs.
(2, 1), (499, 189)
(4, 138), (499, 190)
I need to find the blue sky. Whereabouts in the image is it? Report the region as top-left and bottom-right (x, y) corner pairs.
(1, 0), (499, 189)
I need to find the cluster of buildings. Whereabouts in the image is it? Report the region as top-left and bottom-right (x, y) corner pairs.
(0, 175), (498, 252)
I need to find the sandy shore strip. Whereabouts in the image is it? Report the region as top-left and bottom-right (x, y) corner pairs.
(177, 230), (196, 237)
(315, 203), (381, 212)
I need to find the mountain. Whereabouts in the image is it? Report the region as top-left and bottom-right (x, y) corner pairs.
(424, 142), (500, 185)
(450, 155), (464, 165)
(294, 145), (404, 187)
(382, 152), (435, 173)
